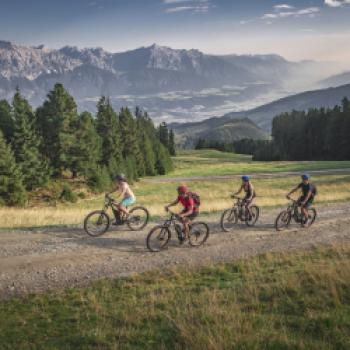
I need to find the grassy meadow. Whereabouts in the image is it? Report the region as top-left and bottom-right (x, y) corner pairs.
(1, 149), (350, 229)
(1, 244), (350, 349)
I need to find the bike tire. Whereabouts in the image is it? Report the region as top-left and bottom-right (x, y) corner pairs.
(275, 210), (291, 231)
(146, 226), (171, 252)
(245, 206), (260, 227)
(302, 208), (317, 228)
(127, 206), (150, 231)
(220, 209), (238, 232)
(188, 222), (210, 247)
(84, 210), (110, 237)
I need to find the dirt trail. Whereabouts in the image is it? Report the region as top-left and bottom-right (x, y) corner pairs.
(1, 202), (350, 300)
(143, 168), (350, 183)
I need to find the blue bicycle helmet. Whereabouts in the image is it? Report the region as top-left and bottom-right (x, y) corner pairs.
(301, 174), (309, 180)
(242, 175), (250, 182)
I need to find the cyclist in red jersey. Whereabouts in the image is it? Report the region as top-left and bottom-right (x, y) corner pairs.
(165, 185), (198, 242)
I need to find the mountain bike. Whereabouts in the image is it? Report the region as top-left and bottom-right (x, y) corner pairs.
(84, 195), (149, 236)
(220, 195), (259, 232)
(275, 198), (317, 231)
(146, 209), (209, 252)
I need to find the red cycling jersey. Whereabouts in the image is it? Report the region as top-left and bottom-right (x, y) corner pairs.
(178, 195), (198, 213)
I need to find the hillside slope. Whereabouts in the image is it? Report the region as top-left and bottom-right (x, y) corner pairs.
(172, 83), (350, 140)
(171, 117), (268, 147)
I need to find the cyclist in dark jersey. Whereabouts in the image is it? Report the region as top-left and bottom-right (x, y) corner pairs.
(233, 175), (256, 219)
(165, 185), (198, 242)
(287, 174), (316, 226)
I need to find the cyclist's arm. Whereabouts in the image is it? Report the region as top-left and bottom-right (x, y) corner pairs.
(165, 199), (179, 210)
(233, 185), (243, 196)
(179, 205), (194, 218)
(302, 190), (312, 204)
(106, 185), (120, 199)
(287, 186), (299, 198)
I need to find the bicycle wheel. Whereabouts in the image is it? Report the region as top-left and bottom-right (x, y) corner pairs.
(188, 222), (209, 247)
(146, 226), (171, 252)
(84, 210), (110, 237)
(245, 206), (259, 227)
(302, 208), (317, 228)
(275, 210), (291, 231)
(127, 206), (149, 231)
(220, 209), (238, 232)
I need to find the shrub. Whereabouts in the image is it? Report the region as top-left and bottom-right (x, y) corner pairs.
(59, 184), (78, 203)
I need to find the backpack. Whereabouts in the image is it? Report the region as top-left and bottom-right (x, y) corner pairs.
(311, 183), (317, 196)
(188, 192), (201, 208)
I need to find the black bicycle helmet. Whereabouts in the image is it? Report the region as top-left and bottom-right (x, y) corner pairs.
(114, 173), (126, 181)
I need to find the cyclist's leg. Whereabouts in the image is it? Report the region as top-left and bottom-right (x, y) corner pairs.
(181, 212), (197, 239)
(246, 197), (255, 218)
(118, 197), (136, 216)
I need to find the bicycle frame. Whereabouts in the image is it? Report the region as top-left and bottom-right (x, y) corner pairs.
(286, 200), (303, 223)
(231, 196), (249, 221)
(163, 210), (181, 229)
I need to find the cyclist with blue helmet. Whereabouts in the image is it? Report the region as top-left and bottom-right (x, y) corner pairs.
(287, 174), (317, 226)
(233, 175), (256, 219)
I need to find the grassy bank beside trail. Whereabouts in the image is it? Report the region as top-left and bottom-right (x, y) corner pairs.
(1, 174), (349, 229)
(1, 149), (350, 229)
(1, 245), (350, 349)
(171, 150), (350, 178)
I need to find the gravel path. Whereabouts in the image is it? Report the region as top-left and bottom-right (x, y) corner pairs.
(1, 202), (350, 300)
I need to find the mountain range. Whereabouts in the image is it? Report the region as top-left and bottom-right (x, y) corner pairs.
(0, 40), (342, 124)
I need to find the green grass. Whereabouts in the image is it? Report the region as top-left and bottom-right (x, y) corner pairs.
(168, 149), (350, 178)
(1, 245), (350, 349)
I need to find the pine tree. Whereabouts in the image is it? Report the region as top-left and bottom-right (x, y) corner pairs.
(11, 90), (49, 190)
(70, 111), (101, 177)
(0, 130), (27, 206)
(158, 122), (169, 149)
(86, 165), (112, 193)
(155, 141), (173, 175)
(36, 83), (79, 176)
(119, 107), (143, 178)
(168, 129), (176, 156)
(0, 100), (14, 143)
(96, 97), (122, 177)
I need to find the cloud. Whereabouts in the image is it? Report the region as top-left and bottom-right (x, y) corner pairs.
(262, 7), (319, 19)
(324, 0), (350, 7)
(274, 4), (294, 10)
(163, 0), (212, 14)
(163, 0), (192, 3)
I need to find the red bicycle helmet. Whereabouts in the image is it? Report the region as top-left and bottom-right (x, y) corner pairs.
(177, 185), (188, 194)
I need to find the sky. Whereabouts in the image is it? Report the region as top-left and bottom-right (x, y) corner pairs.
(0, 0), (350, 63)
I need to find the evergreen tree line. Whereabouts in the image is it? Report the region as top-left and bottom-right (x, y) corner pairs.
(195, 138), (267, 155)
(0, 84), (174, 206)
(253, 98), (350, 161)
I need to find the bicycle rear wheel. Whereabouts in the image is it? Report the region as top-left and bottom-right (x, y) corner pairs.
(146, 226), (171, 252)
(188, 222), (209, 247)
(84, 211), (110, 237)
(245, 206), (259, 227)
(275, 210), (291, 231)
(220, 209), (238, 232)
(302, 208), (317, 228)
(127, 206), (149, 231)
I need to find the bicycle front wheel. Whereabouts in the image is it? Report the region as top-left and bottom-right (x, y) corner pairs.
(146, 226), (171, 252)
(220, 209), (238, 232)
(127, 206), (149, 231)
(188, 222), (209, 247)
(84, 210), (110, 237)
(275, 210), (291, 231)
